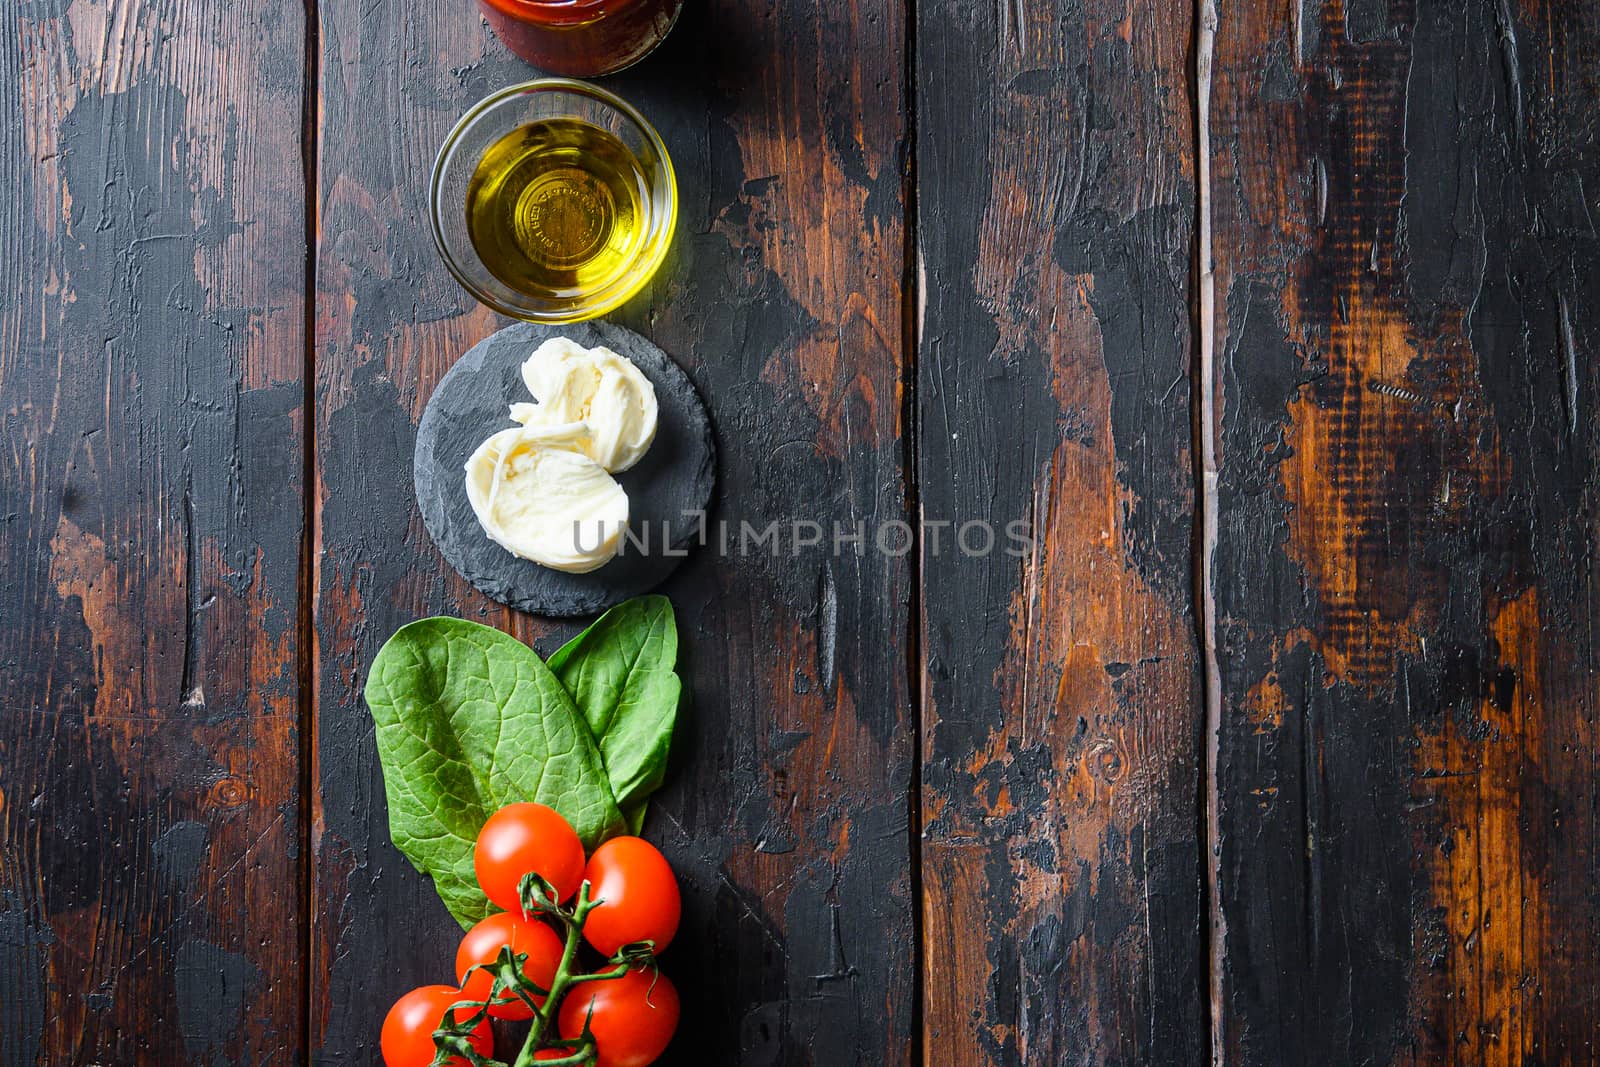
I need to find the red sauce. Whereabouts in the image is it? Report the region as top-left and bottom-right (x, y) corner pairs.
(480, 0), (683, 76)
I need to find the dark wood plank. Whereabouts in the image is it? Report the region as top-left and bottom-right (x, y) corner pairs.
(311, 3), (915, 1063)
(1203, 0), (1600, 1061)
(0, 0), (309, 1063)
(309, 7), (525, 1060)
(915, 0), (1207, 1062)
(600, 8), (917, 1062)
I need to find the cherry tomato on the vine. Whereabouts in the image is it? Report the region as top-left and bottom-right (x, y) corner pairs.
(581, 836), (681, 956)
(455, 910), (565, 1020)
(475, 802), (586, 909)
(380, 984), (491, 1067)
(558, 966), (679, 1067)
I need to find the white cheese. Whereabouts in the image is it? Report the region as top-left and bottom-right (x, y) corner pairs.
(463, 422), (628, 574)
(514, 337), (659, 472)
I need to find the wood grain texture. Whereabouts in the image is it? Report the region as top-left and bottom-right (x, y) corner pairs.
(311, 1), (913, 1063)
(0, 0), (309, 1063)
(309, 5), (527, 1061)
(915, 0), (1207, 1062)
(1204, 0), (1600, 1061)
(5, 0), (1599, 1063)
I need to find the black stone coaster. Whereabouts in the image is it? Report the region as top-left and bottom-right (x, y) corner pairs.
(414, 320), (716, 617)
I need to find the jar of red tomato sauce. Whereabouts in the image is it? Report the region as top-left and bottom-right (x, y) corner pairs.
(479, 0), (683, 77)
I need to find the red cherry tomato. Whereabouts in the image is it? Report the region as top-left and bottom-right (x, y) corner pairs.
(380, 984), (492, 1067)
(581, 836), (681, 956)
(475, 802), (586, 909)
(455, 911), (566, 1020)
(558, 966), (679, 1067)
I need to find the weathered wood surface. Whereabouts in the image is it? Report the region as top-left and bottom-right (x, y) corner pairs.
(915, 0), (1207, 1061)
(0, 0), (309, 1063)
(5, 0), (1600, 1064)
(1203, 0), (1600, 1062)
(310, 1), (912, 1064)
(309, 3), (515, 1060)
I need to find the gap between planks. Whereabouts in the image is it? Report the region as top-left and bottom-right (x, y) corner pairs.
(297, 0), (322, 1059)
(1192, 0), (1225, 1060)
(901, 0), (928, 1059)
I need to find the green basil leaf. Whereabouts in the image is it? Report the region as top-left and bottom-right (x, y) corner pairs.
(547, 595), (682, 833)
(365, 617), (627, 928)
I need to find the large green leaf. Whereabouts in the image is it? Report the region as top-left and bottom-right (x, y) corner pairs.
(364, 618), (627, 928)
(547, 595), (681, 833)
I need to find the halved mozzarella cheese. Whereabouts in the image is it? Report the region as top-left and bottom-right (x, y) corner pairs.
(514, 337), (658, 472)
(463, 423), (628, 574)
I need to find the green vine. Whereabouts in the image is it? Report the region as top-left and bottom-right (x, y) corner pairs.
(429, 874), (653, 1067)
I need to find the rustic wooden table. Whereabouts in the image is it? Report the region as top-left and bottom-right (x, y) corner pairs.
(3, 0), (1598, 1063)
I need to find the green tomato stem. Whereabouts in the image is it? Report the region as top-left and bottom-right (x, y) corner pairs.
(511, 884), (601, 1067)
(521, 1052), (592, 1067)
(565, 963), (630, 985)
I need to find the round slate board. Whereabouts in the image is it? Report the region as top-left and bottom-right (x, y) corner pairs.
(415, 320), (716, 617)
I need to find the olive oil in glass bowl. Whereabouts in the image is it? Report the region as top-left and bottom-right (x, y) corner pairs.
(431, 80), (676, 323)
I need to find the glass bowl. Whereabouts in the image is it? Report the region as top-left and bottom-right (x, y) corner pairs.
(429, 79), (677, 323)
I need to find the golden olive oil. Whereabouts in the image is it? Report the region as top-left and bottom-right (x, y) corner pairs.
(466, 118), (653, 302)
